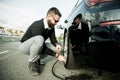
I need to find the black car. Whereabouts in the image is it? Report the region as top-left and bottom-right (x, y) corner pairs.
(63, 0), (120, 73)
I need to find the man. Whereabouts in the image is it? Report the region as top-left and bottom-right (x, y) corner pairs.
(18, 7), (66, 76)
(69, 13), (90, 54)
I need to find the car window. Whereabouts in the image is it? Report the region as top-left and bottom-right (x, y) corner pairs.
(83, 1), (120, 42)
(84, 1), (120, 13)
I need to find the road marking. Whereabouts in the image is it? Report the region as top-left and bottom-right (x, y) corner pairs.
(0, 50), (9, 55)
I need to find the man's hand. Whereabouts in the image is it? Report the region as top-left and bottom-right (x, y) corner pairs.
(57, 54), (66, 63)
(55, 44), (62, 52)
(55, 45), (66, 63)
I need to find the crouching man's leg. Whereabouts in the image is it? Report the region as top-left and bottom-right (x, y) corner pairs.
(18, 36), (44, 76)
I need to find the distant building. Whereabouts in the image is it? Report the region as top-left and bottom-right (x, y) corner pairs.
(0, 26), (24, 37)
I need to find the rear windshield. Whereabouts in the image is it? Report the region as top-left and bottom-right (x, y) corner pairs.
(84, 0), (120, 13)
(85, 0), (119, 7)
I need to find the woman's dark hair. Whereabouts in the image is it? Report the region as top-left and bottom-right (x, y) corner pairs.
(74, 13), (82, 20)
(72, 13), (82, 24)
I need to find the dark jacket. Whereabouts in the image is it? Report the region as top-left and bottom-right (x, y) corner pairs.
(20, 19), (58, 56)
(69, 22), (90, 46)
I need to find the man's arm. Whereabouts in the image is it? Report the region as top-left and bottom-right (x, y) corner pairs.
(49, 28), (59, 46)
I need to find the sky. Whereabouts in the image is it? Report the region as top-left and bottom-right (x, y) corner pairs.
(0, 0), (80, 31)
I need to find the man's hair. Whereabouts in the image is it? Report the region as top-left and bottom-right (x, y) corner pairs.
(47, 7), (62, 17)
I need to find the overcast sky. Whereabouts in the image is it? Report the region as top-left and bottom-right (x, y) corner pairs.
(0, 0), (80, 31)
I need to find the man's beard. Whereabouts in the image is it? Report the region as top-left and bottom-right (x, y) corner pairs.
(48, 20), (54, 28)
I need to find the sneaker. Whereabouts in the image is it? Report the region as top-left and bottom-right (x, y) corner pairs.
(37, 59), (41, 65)
(37, 59), (45, 66)
(29, 62), (40, 76)
(40, 59), (45, 65)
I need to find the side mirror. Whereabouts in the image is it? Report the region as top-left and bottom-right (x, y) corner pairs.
(64, 20), (68, 23)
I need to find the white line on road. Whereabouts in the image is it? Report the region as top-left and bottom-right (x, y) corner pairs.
(0, 50), (9, 55)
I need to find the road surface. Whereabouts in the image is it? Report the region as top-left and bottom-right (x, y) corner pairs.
(0, 41), (120, 80)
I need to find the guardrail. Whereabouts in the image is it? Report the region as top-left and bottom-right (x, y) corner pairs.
(0, 36), (21, 41)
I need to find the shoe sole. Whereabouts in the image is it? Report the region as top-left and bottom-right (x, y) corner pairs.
(31, 72), (40, 76)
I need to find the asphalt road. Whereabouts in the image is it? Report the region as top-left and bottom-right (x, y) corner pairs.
(0, 41), (120, 80)
(0, 41), (61, 80)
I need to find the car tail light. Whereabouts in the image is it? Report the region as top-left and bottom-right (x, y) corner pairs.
(100, 20), (120, 26)
(85, 0), (112, 6)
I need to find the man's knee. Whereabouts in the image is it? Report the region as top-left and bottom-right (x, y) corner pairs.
(34, 36), (44, 45)
(35, 36), (44, 41)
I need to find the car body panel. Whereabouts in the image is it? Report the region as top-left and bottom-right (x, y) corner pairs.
(63, 0), (120, 72)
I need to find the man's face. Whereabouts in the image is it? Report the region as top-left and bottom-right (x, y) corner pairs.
(48, 14), (60, 28)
